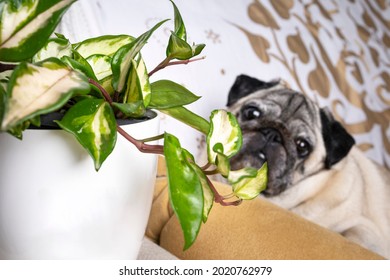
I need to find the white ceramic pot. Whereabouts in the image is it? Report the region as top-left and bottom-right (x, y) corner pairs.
(0, 113), (159, 259)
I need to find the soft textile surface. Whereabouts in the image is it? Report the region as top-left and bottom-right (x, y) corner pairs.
(146, 169), (384, 260)
(59, 0), (390, 168)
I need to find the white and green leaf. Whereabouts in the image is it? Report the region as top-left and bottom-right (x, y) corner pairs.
(181, 149), (214, 223)
(32, 36), (72, 63)
(164, 133), (204, 250)
(207, 110), (242, 164)
(1, 58), (90, 131)
(0, 0), (38, 44)
(0, 0), (76, 62)
(56, 98), (117, 171)
(228, 167), (258, 184)
(166, 0), (205, 60)
(170, 0), (186, 41)
(74, 34), (134, 58)
(111, 19), (168, 93)
(135, 55), (151, 107)
(212, 143), (230, 177)
(86, 54), (112, 81)
(232, 163), (268, 200)
(123, 59), (143, 105)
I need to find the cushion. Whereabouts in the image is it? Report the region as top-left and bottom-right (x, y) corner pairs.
(146, 175), (383, 259)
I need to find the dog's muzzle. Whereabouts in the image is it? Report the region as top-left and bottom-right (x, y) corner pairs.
(230, 125), (296, 197)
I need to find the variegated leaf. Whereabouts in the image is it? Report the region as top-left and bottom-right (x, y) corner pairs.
(32, 35), (72, 63)
(232, 163), (268, 200)
(164, 133), (203, 250)
(1, 58), (90, 130)
(0, 0), (76, 62)
(0, 69), (12, 90)
(0, 0), (38, 44)
(170, 0), (186, 41)
(181, 149), (214, 223)
(135, 55), (151, 107)
(56, 98), (117, 171)
(212, 143), (230, 177)
(228, 167), (258, 184)
(166, 0), (205, 60)
(86, 54), (112, 81)
(123, 59), (143, 106)
(207, 110), (242, 164)
(74, 35), (134, 58)
(111, 19), (168, 93)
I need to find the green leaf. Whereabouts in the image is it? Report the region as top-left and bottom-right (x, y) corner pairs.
(166, 32), (193, 60)
(232, 163), (268, 200)
(0, 82), (6, 125)
(112, 101), (145, 118)
(164, 133), (203, 250)
(166, 1), (205, 60)
(61, 54), (97, 81)
(228, 167), (258, 184)
(192, 43), (206, 57)
(6, 119), (30, 139)
(135, 55), (151, 107)
(86, 54), (112, 81)
(166, 33), (206, 60)
(185, 156), (214, 223)
(56, 98), (117, 171)
(149, 80), (200, 109)
(0, 0), (76, 62)
(99, 75), (115, 95)
(1, 58), (90, 131)
(170, 0), (186, 40)
(158, 106), (210, 135)
(32, 35), (72, 63)
(111, 19), (169, 93)
(207, 110), (242, 164)
(123, 59), (144, 107)
(74, 34), (134, 58)
(212, 143), (230, 177)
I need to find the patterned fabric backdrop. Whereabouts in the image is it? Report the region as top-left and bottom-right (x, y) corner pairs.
(237, 0), (390, 169)
(59, 0), (390, 169)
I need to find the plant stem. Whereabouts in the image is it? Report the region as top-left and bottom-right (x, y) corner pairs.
(206, 177), (242, 206)
(88, 78), (164, 155)
(139, 133), (165, 142)
(148, 56), (206, 77)
(88, 78), (113, 104)
(117, 125), (164, 155)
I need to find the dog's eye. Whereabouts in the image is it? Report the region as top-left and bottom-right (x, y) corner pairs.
(241, 106), (261, 120)
(296, 138), (311, 158)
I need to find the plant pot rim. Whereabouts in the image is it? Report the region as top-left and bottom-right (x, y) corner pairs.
(28, 110), (158, 130)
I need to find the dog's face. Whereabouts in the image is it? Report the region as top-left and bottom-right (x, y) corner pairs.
(227, 75), (355, 196)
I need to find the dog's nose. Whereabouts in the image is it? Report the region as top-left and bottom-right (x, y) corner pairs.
(261, 128), (283, 144)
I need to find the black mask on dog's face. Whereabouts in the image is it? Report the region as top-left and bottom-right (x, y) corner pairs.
(227, 75), (355, 196)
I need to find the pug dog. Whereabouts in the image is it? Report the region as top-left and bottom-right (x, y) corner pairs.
(226, 74), (390, 259)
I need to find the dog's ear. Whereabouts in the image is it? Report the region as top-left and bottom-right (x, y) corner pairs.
(227, 75), (280, 106)
(320, 108), (355, 169)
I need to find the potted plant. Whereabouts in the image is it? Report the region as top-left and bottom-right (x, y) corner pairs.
(0, 0), (267, 259)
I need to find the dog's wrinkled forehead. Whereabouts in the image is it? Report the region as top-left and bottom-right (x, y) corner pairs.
(228, 75), (318, 123)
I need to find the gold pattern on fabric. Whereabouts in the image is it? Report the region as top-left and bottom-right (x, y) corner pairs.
(236, 0), (390, 168)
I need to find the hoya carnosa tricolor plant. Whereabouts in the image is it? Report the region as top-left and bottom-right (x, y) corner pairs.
(0, 0), (267, 249)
